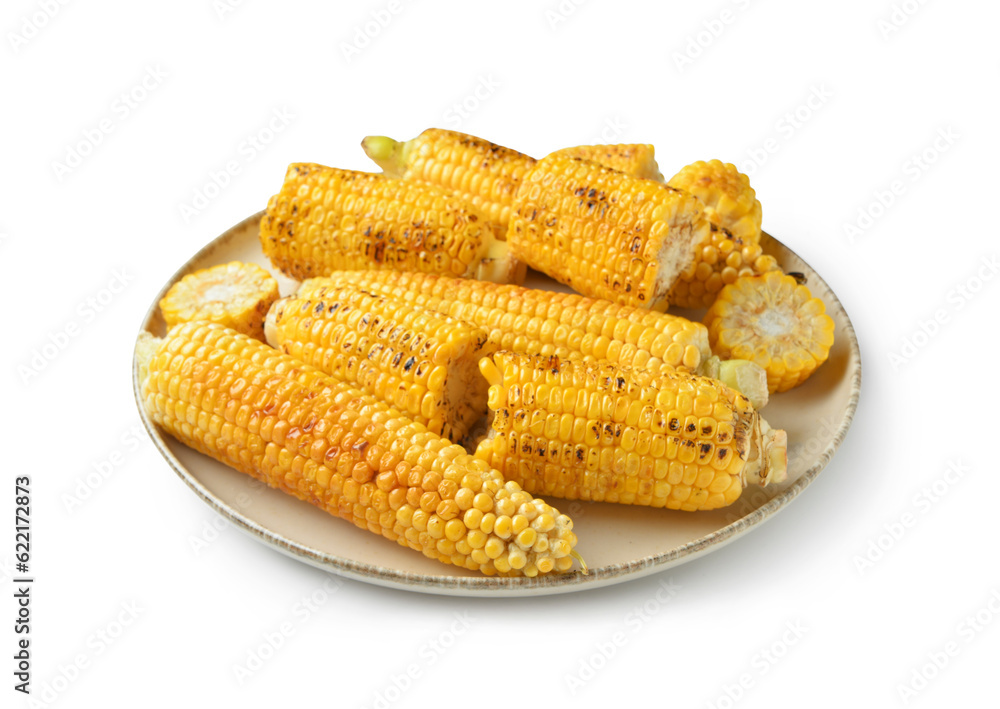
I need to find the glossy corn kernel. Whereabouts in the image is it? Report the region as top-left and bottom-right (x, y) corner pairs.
(158, 261), (279, 341)
(301, 271), (712, 374)
(362, 128), (536, 233)
(704, 271), (836, 393)
(259, 163), (520, 284)
(474, 352), (787, 511)
(668, 226), (782, 309)
(667, 160), (762, 242)
(264, 284), (493, 442)
(136, 322), (580, 576)
(549, 144), (663, 182)
(507, 155), (710, 310)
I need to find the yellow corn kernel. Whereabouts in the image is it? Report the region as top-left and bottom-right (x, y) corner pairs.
(668, 226), (782, 309)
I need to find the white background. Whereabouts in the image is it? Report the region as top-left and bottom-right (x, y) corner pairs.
(2, 0), (998, 706)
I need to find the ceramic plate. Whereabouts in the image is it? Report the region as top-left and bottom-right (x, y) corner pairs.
(133, 212), (861, 597)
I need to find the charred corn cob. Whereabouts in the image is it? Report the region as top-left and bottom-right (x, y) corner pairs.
(475, 352), (787, 511)
(305, 271), (769, 409)
(507, 154), (711, 310)
(667, 226), (781, 309)
(704, 271), (835, 393)
(549, 144), (663, 182)
(137, 322), (580, 576)
(259, 163), (520, 284)
(158, 261), (279, 341)
(263, 285), (493, 442)
(300, 271), (711, 373)
(362, 128), (536, 233)
(667, 160), (762, 242)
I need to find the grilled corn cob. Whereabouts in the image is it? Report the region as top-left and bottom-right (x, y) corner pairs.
(137, 322), (580, 576)
(507, 155), (710, 310)
(158, 261), (279, 341)
(667, 160), (762, 242)
(259, 163), (521, 284)
(263, 285), (493, 442)
(704, 271), (835, 393)
(474, 352), (787, 511)
(362, 128), (536, 233)
(667, 226), (781, 309)
(305, 272), (769, 409)
(549, 144), (663, 182)
(300, 271), (710, 373)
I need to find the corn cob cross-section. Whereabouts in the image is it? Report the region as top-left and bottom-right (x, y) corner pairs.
(704, 271), (836, 393)
(137, 322), (580, 576)
(507, 154), (711, 310)
(158, 261), (279, 341)
(259, 163), (520, 284)
(475, 352), (786, 511)
(264, 284), (494, 442)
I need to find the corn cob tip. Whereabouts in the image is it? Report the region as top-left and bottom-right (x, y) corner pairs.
(263, 300), (280, 348)
(361, 135), (407, 176)
(698, 356), (769, 410)
(745, 418), (787, 488)
(475, 240), (527, 284)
